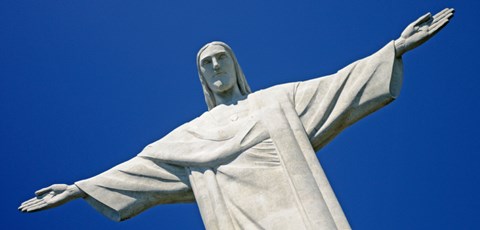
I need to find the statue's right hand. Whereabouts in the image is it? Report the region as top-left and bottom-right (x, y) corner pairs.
(18, 184), (82, 212)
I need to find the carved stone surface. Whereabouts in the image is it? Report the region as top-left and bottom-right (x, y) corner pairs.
(19, 8), (454, 230)
(74, 41), (400, 229)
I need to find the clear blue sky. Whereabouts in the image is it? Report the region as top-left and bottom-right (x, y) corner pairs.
(2, 0), (478, 229)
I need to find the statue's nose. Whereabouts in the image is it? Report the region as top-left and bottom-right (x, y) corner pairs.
(213, 57), (220, 70)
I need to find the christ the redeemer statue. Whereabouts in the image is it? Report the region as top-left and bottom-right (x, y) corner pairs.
(19, 8), (454, 229)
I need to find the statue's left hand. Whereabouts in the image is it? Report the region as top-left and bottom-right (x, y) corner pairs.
(395, 8), (454, 57)
(18, 184), (84, 212)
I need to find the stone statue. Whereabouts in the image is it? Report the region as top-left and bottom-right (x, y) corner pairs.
(19, 8), (454, 229)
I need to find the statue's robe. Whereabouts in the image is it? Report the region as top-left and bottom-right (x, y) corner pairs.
(75, 41), (403, 229)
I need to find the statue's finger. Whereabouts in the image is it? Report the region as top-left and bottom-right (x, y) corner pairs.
(35, 186), (52, 196)
(25, 201), (47, 212)
(20, 200), (42, 212)
(20, 203), (34, 212)
(431, 12), (453, 28)
(429, 18), (450, 37)
(432, 8), (450, 20)
(20, 197), (38, 206)
(19, 198), (42, 210)
(26, 199), (45, 207)
(438, 8), (454, 19)
(23, 200), (45, 210)
(414, 12), (432, 26)
(433, 8), (454, 23)
(430, 17), (449, 31)
(19, 198), (43, 210)
(20, 199), (37, 206)
(21, 200), (42, 210)
(26, 202), (47, 212)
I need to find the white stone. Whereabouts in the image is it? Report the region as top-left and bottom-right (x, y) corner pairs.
(19, 8), (454, 230)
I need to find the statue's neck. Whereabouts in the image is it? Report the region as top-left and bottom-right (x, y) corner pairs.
(213, 86), (246, 107)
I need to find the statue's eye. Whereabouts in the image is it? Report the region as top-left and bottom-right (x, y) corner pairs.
(218, 54), (226, 60)
(202, 59), (211, 65)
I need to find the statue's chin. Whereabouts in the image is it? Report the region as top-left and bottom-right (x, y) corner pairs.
(213, 80), (223, 88)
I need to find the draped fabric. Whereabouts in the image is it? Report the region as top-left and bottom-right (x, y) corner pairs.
(75, 41), (402, 229)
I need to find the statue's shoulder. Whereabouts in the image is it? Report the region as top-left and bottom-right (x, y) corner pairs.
(252, 81), (301, 96)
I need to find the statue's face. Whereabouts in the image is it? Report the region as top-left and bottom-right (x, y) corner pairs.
(199, 45), (237, 94)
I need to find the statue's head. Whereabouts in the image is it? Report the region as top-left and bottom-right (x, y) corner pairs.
(197, 41), (251, 110)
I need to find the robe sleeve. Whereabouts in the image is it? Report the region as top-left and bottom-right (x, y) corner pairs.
(74, 156), (194, 221)
(293, 41), (403, 151)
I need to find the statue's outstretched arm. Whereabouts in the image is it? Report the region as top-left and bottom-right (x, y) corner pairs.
(395, 8), (454, 57)
(18, 184), (86, 212)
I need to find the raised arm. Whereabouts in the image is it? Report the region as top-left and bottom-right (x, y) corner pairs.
(18, 184), (86, 212)
(395, 8), (454, 57)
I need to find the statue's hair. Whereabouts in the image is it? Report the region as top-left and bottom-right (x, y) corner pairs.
(196, 41), (252, 110)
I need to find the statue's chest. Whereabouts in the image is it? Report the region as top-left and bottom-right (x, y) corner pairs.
(186, 100), (263, 142)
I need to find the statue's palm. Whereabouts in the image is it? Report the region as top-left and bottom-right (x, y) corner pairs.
(397, 8), (454, 56)
(19, 184), (72, 212)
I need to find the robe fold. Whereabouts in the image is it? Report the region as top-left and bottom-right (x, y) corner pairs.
(75, 41), (403, 229)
